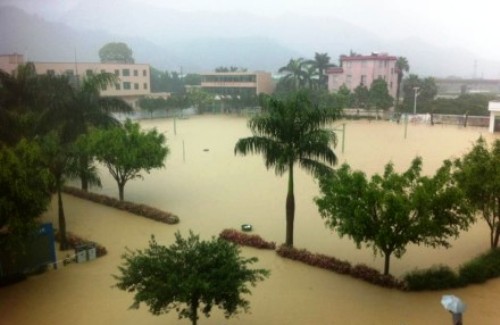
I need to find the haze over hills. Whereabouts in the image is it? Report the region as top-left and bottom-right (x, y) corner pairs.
(2, 4), (500, 78)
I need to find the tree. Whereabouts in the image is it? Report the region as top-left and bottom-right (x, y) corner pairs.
(306, 52), (336, 89)
(453, 137), (500, 248)
(278, 58), (307, 91)
(0, 140), (53, 250)
(98, 42), (134, 63)
(402, 74), (437, 113)
(0, 62), (39, 145)
(186, 89), (215, 114)
(87, 120), (169, 201)
(395, 57), (410, 109)
(234, 91), (339, 247)
(114, 231), (269, 325)
(315, 157), (473, 275)
(353, 84), (370, 108)
(369, 78), (393, 111)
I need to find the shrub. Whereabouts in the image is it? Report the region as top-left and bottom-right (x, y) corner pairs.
(459, 249), (500, 284)
(404, 265), (462, 291)
(63, 186), (179, 224)
(219, 229), (276, 250)
(351, 264), (404, 289)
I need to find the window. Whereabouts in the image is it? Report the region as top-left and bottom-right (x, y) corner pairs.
(115, 69), (120, 76)
(345, 61), (351, 68)
(86, 69), (93, 76)
(143, 69), (147, 76)
(391, 68), (394, 74)
(361, 61), (367, 67)
(346, 75), (352, 86)
(115, 83), (121, 90)
(379, 61), (383, 68)
(143, 83), (148, 90)
(360, 75), (367, 85)
(122, 69), (130, 76)
(134, 70), (138, 76)
(134, 83), (139, 90)
(123, 82), (131, 90)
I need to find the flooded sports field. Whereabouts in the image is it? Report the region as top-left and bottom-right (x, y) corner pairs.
(1, 115), (500, 324)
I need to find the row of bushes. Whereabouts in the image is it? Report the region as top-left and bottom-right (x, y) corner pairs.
(276, 245), (404, 289)
(55, 230), (108, 258)
(219, 229), (276, 250)
(219, 229), (403, 289)
(404, 248), (500, 290)
(63, 186), (179, 224)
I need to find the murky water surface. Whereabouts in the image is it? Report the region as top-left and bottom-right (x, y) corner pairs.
(1, 116), (499, 324)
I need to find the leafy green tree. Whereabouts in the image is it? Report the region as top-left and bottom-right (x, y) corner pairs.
(353, 84), (370, 108)
(402, 74), (437, 113)
(0, 140), (53, 250)
(114, 231), (269, 325)
(234, 91), (339, 247)
(186, 89), (215, 114)
(98, 42), (134, 63)
(315, 157), (473, 275)
(183, 73), (202, 86)
(86, 120), (169, 201)
(453, 137), (500, 248)
(369, 78), (393, 111)
(138, 97), (168, 118)
(0, 62), (39, 145)
(395, 57), (410, 109)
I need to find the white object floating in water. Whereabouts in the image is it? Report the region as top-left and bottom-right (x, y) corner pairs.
(241, 224), (252, 232)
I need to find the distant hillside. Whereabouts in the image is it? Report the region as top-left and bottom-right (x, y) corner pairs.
(0, 6), (300, 72)
(2, 5), (500, 77)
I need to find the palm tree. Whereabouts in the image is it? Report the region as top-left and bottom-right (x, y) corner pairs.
(39, 72), (132, 191)
(395, 57), (410, 110)
(234, 91), (339, 247)
(306, 53), (336, 89)
(278, 58), (307, 90)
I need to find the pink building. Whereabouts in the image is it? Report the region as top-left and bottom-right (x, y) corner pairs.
(327, 52), (398, 98)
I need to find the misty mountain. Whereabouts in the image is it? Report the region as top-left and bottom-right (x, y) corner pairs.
(0, 6), (299, 72)
(2, 4), (500, 77)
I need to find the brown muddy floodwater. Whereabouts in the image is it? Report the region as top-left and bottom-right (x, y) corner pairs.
(1, 115), (500, 324)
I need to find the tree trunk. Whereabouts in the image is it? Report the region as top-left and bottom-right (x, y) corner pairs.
(57, 186), (68, 250)
(190, 297), (199, 325)
(80, 155), (89, 192)
(493, 224), (500, 248)
(118, 182), (125, 201)
(285, 163), (295, 247)
(383, 252), (391, 276)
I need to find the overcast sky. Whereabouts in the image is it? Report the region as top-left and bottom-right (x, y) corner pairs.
(6, 0), (500, 60)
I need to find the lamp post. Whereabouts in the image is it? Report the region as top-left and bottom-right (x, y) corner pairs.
(413, 87), (419, 115)
(413, 86), (419, 115)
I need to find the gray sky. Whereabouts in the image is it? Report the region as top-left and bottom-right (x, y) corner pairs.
(6, 0), (500, 60)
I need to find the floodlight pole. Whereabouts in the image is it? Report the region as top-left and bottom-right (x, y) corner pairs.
(413, 87), (419, 115)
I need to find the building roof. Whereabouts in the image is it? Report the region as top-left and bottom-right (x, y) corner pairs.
(340, 53), (397, 61)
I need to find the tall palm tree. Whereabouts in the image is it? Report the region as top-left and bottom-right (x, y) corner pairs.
(234, 91), (339, 247)
(278, 58), (307, 90)
(306, 52), (336, 89)
(395, 57), (410, 109)
(39, 72), (132, 191)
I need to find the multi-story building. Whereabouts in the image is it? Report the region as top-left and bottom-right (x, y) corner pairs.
(200, 71), (274, 97)
(0, 53), (150, 108)
(435, 78), (500, 98)
(327, 52), (398, 98)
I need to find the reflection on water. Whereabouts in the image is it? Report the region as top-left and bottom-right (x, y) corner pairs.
(1, 116), (499, 324)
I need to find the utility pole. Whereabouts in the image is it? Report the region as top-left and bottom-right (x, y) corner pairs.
(413, 87), (419, 115)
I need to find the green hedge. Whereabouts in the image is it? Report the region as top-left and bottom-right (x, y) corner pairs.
(404, 249), (500, 290)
